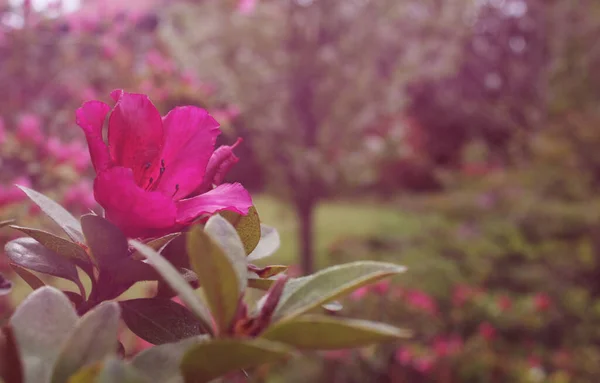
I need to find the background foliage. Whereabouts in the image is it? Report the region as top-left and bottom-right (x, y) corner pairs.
(1, 0), (600, 381)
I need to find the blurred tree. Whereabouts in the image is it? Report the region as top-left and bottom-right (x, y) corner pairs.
(160, 0), (471, 273)
(405, 0), (549, 169)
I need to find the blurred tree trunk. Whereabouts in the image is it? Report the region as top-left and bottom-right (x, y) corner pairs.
(296, 197), (315, 275)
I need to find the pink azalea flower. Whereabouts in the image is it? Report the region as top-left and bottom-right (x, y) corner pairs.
(478, 322), (496, 341)
(452, 284), (474, 308)
(414, 356), (434, 374)
(0, 176), (32, 207)
(350, 286), (369, 301)
(533, 293), (552, 312)
(16, 114), (44, 146)
(76, 89), (252, 238)
(395, 347), (413, 365)
(406, 289), (438, 315)
(497, 294), (512, 312)
(433, 335), (463, 357)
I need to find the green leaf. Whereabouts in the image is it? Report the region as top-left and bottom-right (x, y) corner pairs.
(274, 261), (406, 320)
(187, 224), (242, 333)
(10, 287), (78, 383)
(247, 225), (280, 261)
(248, 264), (288, 278)
(260, 315), (411, 350)
(0, 219), (15, 228)
(0, 326), (23, 383)
(97, 359), (149, 383)
(159, 235), (190, 269)
(155, 268), (198, 299)
(11, 226), (90, 264)
(131, 233), (180, 261)
(131, 336), (208, 383)
(17, 186), (84, 243)
(5, 237), (85, 296)
(51, 302), (121, 383)
(120, 298), (206, 345)
(112, 259), (161, 286)
(248, 275), (276, 290)
(204, 215), (248, 291)
(81, 215), (128, 268)
(220, 206), (261, 255)
(67, 362), (103, 383)
(180, 339), (294, 383)
(129, 240), (214, 336)
(11, 264), (45, 291)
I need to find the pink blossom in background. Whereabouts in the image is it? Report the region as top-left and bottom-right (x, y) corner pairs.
(478, 322), (496, 341)
(0, 176), (32, 207)
(528, 355), (542, 368)
(497, 295), (512, 312)
(146, 50), (175, 74)
(100, 36), (119, 59)
(65, 141), (92, 172)
(533, 293), (552, 312)
(433, 335), (463, 357)
(80, 87), (98, 101)
(64, 180), (96, 212)
(395, 347), (413, 365)
(45, 137), (66, 162)
(237, 0), (258, 14)
(16, 114), (44, 146)
(350, 286), (369, 301)
(76, 89), (252, 238)
(371, 280), (391, 296)
(405, 289), (438, 315)
(212, 106), (241, 124)
(414, 356), (434, 374)
(452, 284), (475, 307)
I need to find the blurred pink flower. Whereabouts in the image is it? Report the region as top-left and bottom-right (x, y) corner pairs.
(497, 294), (512, 312)
(414, 356), (434, 374)
(405, 289), (438, 315)
(16, 114), (44, 146)
(371, 280), (391, 296)
(533, 293), (552, 312)
(528, 355), (542, 368)
(322, 349), (352, 361)
(146, 50), (175, 74)
(80, 87), (98, 101)
(395, 347), (413, 365)
(0, 177), (32, 207)
(237, 0), (258, 14)
(350, 286), (369, 301)
(478, 322), (496, 341)
(64, 180), (96, 212)
(433, 335), (463, 357)
(76, 89), (252, 238)
(452, 284), (475, 307)
(100, 36), (119, 59)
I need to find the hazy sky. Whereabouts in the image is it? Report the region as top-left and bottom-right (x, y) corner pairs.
(8, 0), (81, 14)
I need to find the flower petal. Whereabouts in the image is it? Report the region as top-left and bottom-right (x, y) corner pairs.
(175, 183), (252, 224)
(94, 167), (177, 238)
(76, 100), (111, 173)
(194, 138), (242, 194)
(108, 90), (164, 187)
(156, 106), (221, 199)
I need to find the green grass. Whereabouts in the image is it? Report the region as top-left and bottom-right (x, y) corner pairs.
(252, 195), (425, 269)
